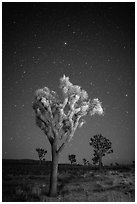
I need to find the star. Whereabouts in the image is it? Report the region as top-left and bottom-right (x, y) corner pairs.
(64, 42), (68, 46)
(125, 94), (128, 97)
(10, 137), (13, 141)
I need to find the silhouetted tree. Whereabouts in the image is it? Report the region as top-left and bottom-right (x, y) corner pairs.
(90, 134), (113, 170)
(110, 163), (113, 167)
(32, 75), (103, 196)
(115, 162), (119, 167)
(36, 148), (47, 162)
(68, 154), (76, 164)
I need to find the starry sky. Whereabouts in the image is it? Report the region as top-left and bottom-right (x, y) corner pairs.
(2, 2), (135, 165)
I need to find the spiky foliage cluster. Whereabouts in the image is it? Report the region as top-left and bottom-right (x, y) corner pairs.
(68, 154), (76, 164)
(36, 148), (47, 161)
(90, 134), (113, 165)
(33, 75), (104, 152)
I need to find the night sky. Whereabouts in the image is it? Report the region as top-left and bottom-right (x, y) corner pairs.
(3, 2), (135, 165)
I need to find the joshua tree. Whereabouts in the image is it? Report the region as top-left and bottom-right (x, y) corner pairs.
(90, 134), (113, 170)
(32, 75), (103, 196)
(115, 162), (119, 167)
(36, 148), (47, 162)
(110, 163), (113, 167)
(68, 154), (76, 164)
(83, 158), (89, 166)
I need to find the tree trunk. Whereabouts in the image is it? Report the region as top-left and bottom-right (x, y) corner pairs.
(99, 157), (102, 170)
(49, 141), (59, 197)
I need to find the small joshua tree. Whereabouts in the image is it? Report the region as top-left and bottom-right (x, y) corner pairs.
(90, 134), (113, 170)
(115, 162), (119, 167)
(68, 154), (76, 164)
(110, 163), (113, 167)
(83, 158), (89, 166)
(32, 75), (103, 196)
(36, 148), (47, 162)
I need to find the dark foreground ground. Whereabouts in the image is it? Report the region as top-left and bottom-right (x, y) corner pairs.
(2, 159), (135, 202)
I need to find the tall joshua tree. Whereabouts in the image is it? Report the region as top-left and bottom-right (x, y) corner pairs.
(32, 75), (103, 196)
(90, 134), (113, 170)
(68, 154), (76, 165)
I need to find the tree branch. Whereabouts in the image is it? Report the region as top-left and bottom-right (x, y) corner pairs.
(37, 115), (54, 144)
(57, 115), (81, 154)
(35, 100), (60, 141)
(57, 134), (70, 154)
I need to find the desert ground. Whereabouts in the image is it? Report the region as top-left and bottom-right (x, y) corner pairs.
(2, 159), (135, 202)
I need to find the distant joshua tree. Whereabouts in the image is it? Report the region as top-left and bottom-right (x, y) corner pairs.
(83, 158), (89, 166)
(32, 75), (103, 196)
(110, 163), (113, 167)
(90, 134), (113, 170)
(68, 154), (76, 165)
(36, 148), (47, 162)
(115, 162), (119, 167)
